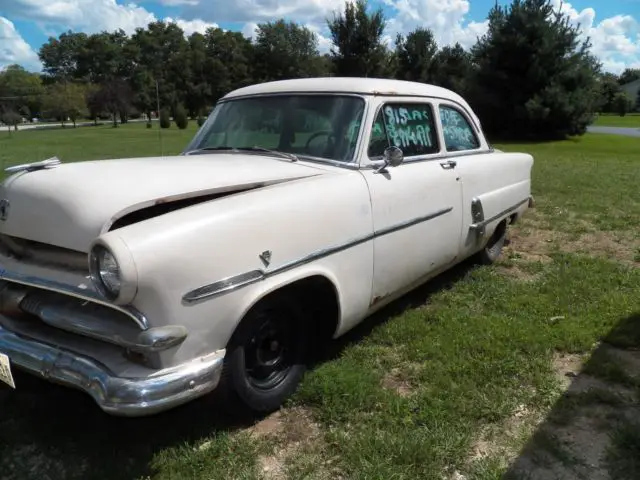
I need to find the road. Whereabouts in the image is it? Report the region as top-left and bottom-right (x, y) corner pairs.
(587, 126), (640, 137)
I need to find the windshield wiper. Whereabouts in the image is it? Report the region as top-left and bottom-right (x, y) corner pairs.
(184, 146), (235, 154)
(185, 145), (298, 162)
(236, 146), (298, 162)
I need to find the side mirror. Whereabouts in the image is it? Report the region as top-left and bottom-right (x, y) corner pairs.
(374, 146), (404, 174)
(384, 146), (404, 167)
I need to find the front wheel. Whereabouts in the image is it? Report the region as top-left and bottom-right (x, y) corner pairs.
(219, 294), (308, 413)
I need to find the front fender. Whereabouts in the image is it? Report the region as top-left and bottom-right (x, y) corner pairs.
(99, 171), (374, 367)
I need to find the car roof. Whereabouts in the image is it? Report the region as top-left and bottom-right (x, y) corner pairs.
(221, 77), (480, 126)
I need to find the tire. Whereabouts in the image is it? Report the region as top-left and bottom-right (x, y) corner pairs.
(476, 220), (508, 265)
(218, 293), (309, 413)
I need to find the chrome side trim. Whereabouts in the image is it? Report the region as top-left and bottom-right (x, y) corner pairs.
(183, 270), (265, 304)
(182, 206), (453, 304)
(0, 323), (225, 417)
(0, 269), (148, 329)
(376, 207), (453, 237)
(469, 197), (531, 232)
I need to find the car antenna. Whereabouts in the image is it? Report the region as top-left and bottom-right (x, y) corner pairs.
(156, 79), (164, 157)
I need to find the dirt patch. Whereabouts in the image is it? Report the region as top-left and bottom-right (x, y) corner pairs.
(251, 407), (331, 479)
(505, 227), (556, 264)
(495, 264), (541, 282)
(381, 367), (415, 397)
(552, 352), (588, 389)
(507, 213), (639, 267)
(563, 231), (640, 266)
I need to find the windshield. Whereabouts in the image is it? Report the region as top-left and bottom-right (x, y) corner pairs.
(185, 95), (366, 163)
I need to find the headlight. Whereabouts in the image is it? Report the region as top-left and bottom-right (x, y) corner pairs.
(89, 245), (121, 300)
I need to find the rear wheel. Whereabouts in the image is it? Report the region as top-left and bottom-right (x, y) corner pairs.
(476, 220), (508, 265)
(219, 294), (308, 413)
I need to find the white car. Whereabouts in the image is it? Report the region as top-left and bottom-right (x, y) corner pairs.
(0, 78), (534, 416)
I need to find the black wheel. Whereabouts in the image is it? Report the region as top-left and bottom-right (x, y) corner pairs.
(219, 294), (308, 413)
(476, 220), (508, 265)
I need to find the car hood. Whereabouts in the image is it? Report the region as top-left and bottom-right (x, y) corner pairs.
(0, 154), (328, 252)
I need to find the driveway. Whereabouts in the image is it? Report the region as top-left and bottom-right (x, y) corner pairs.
(587, 126), (640, 137)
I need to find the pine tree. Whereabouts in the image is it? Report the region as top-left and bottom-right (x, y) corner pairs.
(470, 0), (601, 139)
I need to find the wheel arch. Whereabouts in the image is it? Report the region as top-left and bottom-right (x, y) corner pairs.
(232, 271), (342, 349)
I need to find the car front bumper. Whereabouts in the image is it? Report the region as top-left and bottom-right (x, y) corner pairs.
(0, 324), (225, 416)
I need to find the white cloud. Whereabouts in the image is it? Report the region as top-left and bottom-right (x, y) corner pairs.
(3, 0), (156, 35)
(305, 23), (332, 54)
(0, 17), (41, 70)
(241, 22), (259, 40)
(155, 0), (199, 5)
(549, 0), (639, 74)
(182, 0), (345, 25)
(384, 0), (488, 49)
(1, 0), (640, 74)
(163, 17), (219, 36)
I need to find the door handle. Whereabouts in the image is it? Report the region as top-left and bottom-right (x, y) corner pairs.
(440, 160), (457, 170)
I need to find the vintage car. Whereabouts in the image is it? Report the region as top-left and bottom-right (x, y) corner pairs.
(0, 78), (534, 416)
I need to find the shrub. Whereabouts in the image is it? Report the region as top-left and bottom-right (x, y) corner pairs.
(159, 109), (171, 129)
(146, 121), (152, 129)
(174, 105), (188, 129)
(197, 116), (206, 127)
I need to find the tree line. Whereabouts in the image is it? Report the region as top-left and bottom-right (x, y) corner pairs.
(1, 0), (639, 139)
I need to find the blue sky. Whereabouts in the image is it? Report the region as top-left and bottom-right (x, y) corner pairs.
(1, 0), (639, 74)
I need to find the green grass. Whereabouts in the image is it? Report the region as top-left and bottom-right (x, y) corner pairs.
(592, 113), (640, 128)
(0, 122), (198, 169)
(0, 127), (639, 479)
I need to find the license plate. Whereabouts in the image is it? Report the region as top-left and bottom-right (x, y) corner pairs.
(0, 353), (16, 389)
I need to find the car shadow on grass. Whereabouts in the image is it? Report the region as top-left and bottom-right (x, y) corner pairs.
(0, 257), (480, 480)
(317, 256), (479, 365)
(502, 312), (640, 480)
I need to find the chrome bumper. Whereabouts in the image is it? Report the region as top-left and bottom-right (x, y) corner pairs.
(0, 324), (225, 416)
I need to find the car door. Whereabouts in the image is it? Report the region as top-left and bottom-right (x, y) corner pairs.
(360, 99), (463, 305)
(435, 100), (530, 259)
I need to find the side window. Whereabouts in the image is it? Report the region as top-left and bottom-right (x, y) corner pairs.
(439, 105), (480, 151)
(367, 103), (439, 158)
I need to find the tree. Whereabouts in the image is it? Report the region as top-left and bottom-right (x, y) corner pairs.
(253, 20), (326, 82)
(203, 27), (254, 102)
(431, 43), (473, 95)
(596, 72), (622, 113)
(90, 79), (134, 127)
(395, 28), (438, 83)
(0, 107), (22, 133)
(41, 82), (88, 127)
(327, 0), (393, 78)
(0, 64), (45, 120)
(470, 0), (601, 139)
(618, 68), (640, 86)
(79, 30), (129, 84)
(185, 32), (211, 118)
(39, 31), (89, 81)
(174, 104), (188, 129)
(613, 92), (634, 116)
(129, 21), (190, 117)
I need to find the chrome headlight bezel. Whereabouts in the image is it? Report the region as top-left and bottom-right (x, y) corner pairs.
(89, 244), (122, 301)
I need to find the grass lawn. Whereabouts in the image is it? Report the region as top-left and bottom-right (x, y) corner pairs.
(0, 126), (639, 480)
(0, 121), (198, 169)
(592, 113), (640, 128)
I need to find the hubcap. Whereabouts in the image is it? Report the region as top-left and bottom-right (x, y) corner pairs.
(244, 311), (294, 390)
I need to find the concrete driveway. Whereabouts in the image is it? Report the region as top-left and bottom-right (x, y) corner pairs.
(587, 126), (640, 137)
